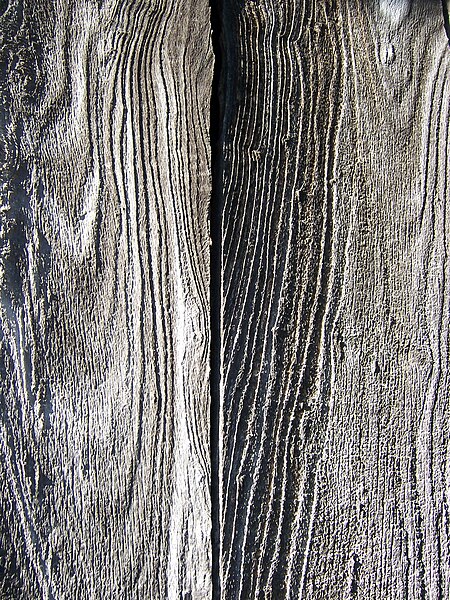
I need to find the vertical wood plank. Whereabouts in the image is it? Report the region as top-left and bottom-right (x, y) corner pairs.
(0, 0), (213, 597)
(220, 0), (450, 597)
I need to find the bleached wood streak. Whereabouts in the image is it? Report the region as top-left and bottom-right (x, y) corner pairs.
(220, 0), (450, 597)
(0, 0), (213, 598)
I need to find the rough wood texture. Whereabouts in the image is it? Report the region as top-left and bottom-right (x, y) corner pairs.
(0, 1), (213, 598)
(220, 0), (450, 597)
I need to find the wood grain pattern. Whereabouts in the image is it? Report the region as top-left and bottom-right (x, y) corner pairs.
(220, 0), (450, 597)
(0, 1), (213, 598)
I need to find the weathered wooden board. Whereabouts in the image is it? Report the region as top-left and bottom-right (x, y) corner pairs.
(220, 0), (450, 597)
(0, 1), (213, 598)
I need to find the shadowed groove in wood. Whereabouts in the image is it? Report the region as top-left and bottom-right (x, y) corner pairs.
(209, 0), (224, 597)
(442, 0), (450, 44)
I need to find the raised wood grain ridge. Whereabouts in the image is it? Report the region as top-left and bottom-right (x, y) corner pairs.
(0, 1), (213, 598)
(219, 0), (450, 597)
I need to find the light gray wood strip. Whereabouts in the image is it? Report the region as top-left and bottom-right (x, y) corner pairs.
(0, 1), (213, 598)
(220, 1), (450, 597)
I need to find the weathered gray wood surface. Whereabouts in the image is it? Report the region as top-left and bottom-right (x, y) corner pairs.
(2, 0), (450, 598)
(0, 1), (213, 598)
(220, 0), (450, 598)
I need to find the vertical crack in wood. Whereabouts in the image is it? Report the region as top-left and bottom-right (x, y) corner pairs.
(209, 0), (224, 598)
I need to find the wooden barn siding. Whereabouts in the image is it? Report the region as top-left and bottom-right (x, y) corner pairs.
(0, 1), (213, 598)
(219, 0), (450, 598)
